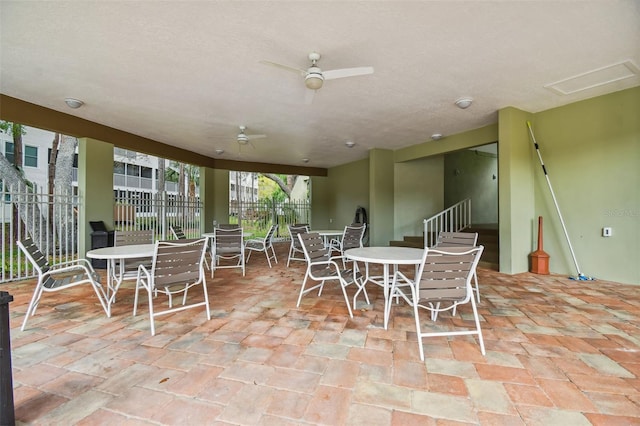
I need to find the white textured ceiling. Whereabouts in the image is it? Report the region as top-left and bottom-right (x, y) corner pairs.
(1, 1), (639, 169)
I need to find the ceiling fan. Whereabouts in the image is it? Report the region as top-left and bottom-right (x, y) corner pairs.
(261, 52), (374, 103)
(236, 125), (266, 150)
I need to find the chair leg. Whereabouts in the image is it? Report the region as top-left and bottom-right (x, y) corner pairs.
(269, 245), (278, 265)
(414, 300), (426, 362)
(147, 285), (156, 336)
(296, 273), (311, 307)
(21, 284), (44, 331)
(90, 281), (110, 317)
(287, 244), (294, 267)
(469, 293), (486, 355)
(473, 271), (480, 303)
(340, 281), (354, 318)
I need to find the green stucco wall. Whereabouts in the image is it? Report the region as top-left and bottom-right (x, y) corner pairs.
(444, 149), (498, 225)
(394, 156), (444, 240)
(530, 87), (639, 284)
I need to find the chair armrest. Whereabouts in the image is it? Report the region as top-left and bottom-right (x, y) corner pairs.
(137, 263), (151, 284)
(391, 270), (416, 304)
(46, 263), (92, 277)
(51, 258), (93, 270)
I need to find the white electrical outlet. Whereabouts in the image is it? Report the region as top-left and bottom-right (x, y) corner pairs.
(602, 227), (612, 237)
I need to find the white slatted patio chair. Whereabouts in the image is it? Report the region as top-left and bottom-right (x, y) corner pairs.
(170, 225), (186, 240)
(17, 238), (109, 331)
(436, 231), (480, 303)
(245, 224), (278, 268)
(211, 226), (245, 277)
(296, 232), (368, 318)
(133, 238), (210, 335)
(386, 246), (485, 360)
(113, 229), (154, 286)
(328, 223), (366, 266)
(286, 224), (309, 267)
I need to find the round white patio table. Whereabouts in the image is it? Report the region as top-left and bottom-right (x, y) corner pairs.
(312, 229), (344, 248)
(86, 243), (156, 316)
(344, 246), (424, 329)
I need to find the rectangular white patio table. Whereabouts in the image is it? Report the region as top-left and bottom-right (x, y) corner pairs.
(344, 246), (424, 329)
(86, 243), (156, 316)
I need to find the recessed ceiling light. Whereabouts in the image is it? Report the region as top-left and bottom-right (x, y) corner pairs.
(215, 149), (224, 155)
(431, 133), (443, 141)
(454, 97), (473, 109)
(345, 141), (355, 148)
(64, 98), (84, 109)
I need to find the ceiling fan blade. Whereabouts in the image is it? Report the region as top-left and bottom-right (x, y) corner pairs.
(246, 134), (267, 140)
(260, 60), (306, 76)
(304, 89), (315, 105)
(323, 66), (374, 80)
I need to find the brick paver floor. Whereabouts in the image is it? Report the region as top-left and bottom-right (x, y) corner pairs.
(4, 243), (639, 425)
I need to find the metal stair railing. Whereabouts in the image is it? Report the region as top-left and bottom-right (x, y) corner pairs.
(423, 198), (471, 247)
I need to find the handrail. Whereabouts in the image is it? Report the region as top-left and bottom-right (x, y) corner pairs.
(423, 198), (471, 247)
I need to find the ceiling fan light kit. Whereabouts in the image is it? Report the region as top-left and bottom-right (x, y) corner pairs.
(305, 72), (324, 90)
(455, 97), (473, 109)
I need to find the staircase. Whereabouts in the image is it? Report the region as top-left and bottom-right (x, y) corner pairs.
(390, 224), (499, 270)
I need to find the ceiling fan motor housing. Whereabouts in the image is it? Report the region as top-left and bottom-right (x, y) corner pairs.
(305, 67), (324, 90)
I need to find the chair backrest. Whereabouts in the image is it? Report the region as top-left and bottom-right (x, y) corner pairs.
(264, 224), (277, 244)
(416, 246), (484, 304)
(288, 224), (309, 248)
(115, 229), (154, 246)
(436, 231), (478, 248)
(298, 232), (331, 267)
(17, 238), (50, 275)
(170, 225), (186, 240)
(151, 238), (207, 289)
(341, 224), (366, 251)
(216, 224), (240, 230)
(214, 227), (243, 253)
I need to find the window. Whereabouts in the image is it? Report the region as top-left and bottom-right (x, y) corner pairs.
(114, 161), (125, 174)
(141, 166), (153, 179)
(127, 164), (140, 177)
(4, 142), (14, 164)
(24, 145), (38, 167)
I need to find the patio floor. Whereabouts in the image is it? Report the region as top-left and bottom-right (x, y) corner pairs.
(3, 242), (640, 425)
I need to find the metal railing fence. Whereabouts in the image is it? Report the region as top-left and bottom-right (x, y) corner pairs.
(423, 198), (471, 247)
(114, 191), (203, 240)
(2, 185), (311, 283)
(230, 199), (311, 240)
(1, 183), (80, 283)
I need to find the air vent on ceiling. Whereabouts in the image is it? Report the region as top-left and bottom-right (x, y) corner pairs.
(544, 60), (640, 95)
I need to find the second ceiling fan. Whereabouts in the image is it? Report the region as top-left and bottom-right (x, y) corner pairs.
(236, 125), (266, 151)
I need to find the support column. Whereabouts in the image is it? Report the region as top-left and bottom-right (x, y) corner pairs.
(199, 167), (229, 233)
(498, 107), (535, 274)
(369, 149), (394, 246)
(78, 138), (114, 256)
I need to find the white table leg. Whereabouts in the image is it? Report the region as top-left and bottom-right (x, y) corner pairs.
(383, 263), (390, 329)
(352, 261), (371, 309)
